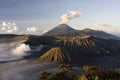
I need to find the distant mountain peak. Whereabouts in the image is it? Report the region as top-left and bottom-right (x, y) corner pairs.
(42, 24), (76, 36)
(55, 24), (74, 30)
(42, 24), (120, 40)
(82, 28), (94, 32)
(57, 24), (68, 27)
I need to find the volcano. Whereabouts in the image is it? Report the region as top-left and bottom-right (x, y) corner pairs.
(24, 24), (120, 63)
(36, 36), (120, 62)
(42, 24), (82, 36)
(43, 24), (120, 40)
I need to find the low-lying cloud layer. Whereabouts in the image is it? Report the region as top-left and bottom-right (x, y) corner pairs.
(60, 11), (82, 24)
(0, 43), (31, 61)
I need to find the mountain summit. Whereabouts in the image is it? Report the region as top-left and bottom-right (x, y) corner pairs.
(42, 24), (81, 36)
(43, 24), (120, 40)
(55, 24), (74, 30)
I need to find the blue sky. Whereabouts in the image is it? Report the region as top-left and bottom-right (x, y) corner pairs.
(0, 0), (120, 34)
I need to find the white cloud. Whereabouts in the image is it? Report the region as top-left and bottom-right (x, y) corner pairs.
(43, 30), (48, 33)
(6, 30), (13, 33)
(0, 22), (40, 34)
(2, 22), (7, 26)
(0, 22), (18, 33)
(12, 23), (16, 26)
(69, 11), (81, 18)
(13, 26), (17, 31)
(60, 11), (82, 24)
(26, 26), (37, 32)
(1, 27), (6, 31)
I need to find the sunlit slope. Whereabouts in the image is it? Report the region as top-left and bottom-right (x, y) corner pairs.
(39, 47), (71, 62)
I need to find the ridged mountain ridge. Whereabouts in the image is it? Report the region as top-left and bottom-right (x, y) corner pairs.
(43, 24), (120, 40)
(39, 47), (71, 62)
(37, 36), (120, 62)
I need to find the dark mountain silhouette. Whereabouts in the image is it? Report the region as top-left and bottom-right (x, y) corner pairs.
(81, 28), (120, 40)
(43, 24), (120, 40)
(0, 30), (119, 63)
(0, 34), (119, 64)
(0, 34), (28, 43)
(42, 24), (84, 36)
(24, 36), (120, 62)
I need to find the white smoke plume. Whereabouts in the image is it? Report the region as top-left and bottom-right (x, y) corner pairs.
(27, 26), (37, 32)
(12, 44), (31, 56)
(0, 43), (31, 61)
(60, 11), (82, 24)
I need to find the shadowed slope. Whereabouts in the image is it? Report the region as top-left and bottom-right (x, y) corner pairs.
(38, 36), (120, 62)
(55, 36), (113, 55)
(81, 28), (120, 40)
(42, 24), (83, 36)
